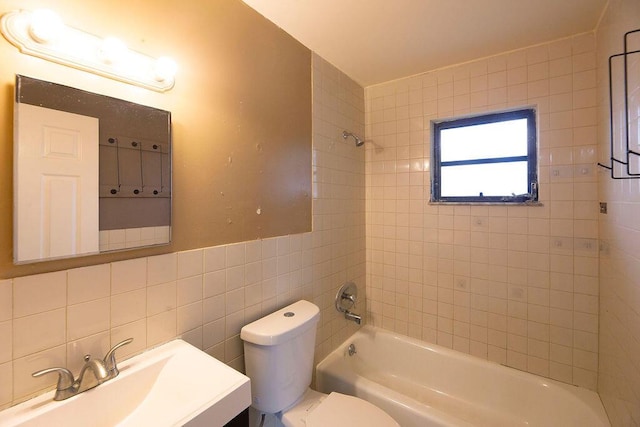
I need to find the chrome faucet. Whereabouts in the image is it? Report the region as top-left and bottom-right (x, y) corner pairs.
(103, 337), (134, 378)
(31, 367), (76, 401)
(335, 282), (363, 325)
(341, 293), (356, 306)
(75, 354), (109, 393)
(344, 310), (362, 325)
(32, 338), (133, 401)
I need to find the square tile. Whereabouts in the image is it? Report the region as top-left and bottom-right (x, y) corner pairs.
(111, 258), (147, 294)
(147, 310), (177, 347)
(67, 298), (110, 341)
(0, 362), (11, 406)
(177, 275), (203, 306)
(111, 289), (146, 327)
(68, 264), (110, 305)
(147, 281), (177, 316)
(204, 246), (226, 272)
(14, 271), (66, 318)
(177, 249), (203, 279)
(147, 253), (177, 286)
(0, 280), (11, 322)
(13, 309), (66, 358)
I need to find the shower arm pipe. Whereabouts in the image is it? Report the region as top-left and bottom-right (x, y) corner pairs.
(342, 130), (365, 147)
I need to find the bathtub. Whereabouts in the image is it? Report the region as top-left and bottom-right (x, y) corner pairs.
(316, 326), (609, 427)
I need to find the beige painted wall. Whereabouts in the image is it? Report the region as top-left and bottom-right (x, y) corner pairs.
(0, 51), (365, 411)
(0, 0), (311, 279)
(596, 0), (640, 424)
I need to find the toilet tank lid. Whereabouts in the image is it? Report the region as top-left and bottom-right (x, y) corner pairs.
(241, 300), (320, 346)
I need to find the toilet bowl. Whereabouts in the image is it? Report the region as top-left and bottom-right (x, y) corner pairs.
(280, 389), (398, 427)
(240, 300), (398, 427)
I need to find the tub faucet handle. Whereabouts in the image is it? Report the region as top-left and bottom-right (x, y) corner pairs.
(335, 282), (358, 313)
(342, 293), (356, 306)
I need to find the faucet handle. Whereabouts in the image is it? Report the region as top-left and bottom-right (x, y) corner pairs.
(342, 293), (356, 306)
(32, 367), (75, 391)
(103, 338), (133, 377)
(335, 282), (358, 313)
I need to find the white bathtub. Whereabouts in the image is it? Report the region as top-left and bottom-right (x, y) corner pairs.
(316, 326), (609, 427)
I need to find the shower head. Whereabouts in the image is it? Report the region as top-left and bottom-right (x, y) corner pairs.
(342, 130), (365, 147)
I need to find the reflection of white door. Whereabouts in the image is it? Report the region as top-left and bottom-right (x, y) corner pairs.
(15, 103), (99, 263)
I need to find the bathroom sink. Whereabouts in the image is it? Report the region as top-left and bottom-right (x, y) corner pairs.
(0, 340), (251, 427)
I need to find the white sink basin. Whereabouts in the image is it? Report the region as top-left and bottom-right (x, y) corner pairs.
(0, 340), (251, 426)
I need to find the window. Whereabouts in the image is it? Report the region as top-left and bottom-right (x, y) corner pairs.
(431, 108), (538, 203)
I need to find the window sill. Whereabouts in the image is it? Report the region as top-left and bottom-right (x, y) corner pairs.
(428, 201), (544, 206)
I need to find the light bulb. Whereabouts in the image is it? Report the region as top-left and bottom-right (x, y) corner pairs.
(154, 56), (177, 82)
(100, 37), (127, 64)
(28, 9), (63, 43)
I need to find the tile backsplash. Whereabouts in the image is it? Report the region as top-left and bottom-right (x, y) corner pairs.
(0, 237), (304, 405)
(0, 53), (365, 409)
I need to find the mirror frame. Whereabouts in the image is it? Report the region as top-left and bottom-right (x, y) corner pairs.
(14, 75), (172, 264)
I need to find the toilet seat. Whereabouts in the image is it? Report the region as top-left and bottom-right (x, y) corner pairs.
(281, 390), (399, 427)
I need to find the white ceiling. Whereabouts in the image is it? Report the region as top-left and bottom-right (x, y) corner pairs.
(242, 0), (608, 87)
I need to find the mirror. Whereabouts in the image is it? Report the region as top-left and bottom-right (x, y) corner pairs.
(14, 75), (171, 264)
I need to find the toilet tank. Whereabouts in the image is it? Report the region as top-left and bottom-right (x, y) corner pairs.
(240, 300), (320, 414)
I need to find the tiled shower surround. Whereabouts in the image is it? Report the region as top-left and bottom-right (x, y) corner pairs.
(0, 53), (365, 408)
(596, 0), (640, 424)
(3, 13), (640, 425)
(364, 34), (600, 389)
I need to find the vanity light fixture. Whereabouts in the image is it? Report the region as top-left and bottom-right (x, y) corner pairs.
(1, 9), (177, 92)
(27, 9), (63, 43)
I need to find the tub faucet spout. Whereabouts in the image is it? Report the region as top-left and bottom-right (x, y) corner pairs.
(344, 310), (362, 325)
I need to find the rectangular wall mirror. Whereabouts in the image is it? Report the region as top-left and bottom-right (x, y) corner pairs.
(14, 75), (172, 264)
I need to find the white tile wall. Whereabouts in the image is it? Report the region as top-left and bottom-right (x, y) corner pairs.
(596, 0), (640, 424)
(0, 54), (365, 411)
(365, 34), (599, 389)
(8, 27), (628, 422)
(0, 235), (314, 408)
(311, 53), (366, 360)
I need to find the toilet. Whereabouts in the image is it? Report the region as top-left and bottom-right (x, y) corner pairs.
(241, 300), (399, 427)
